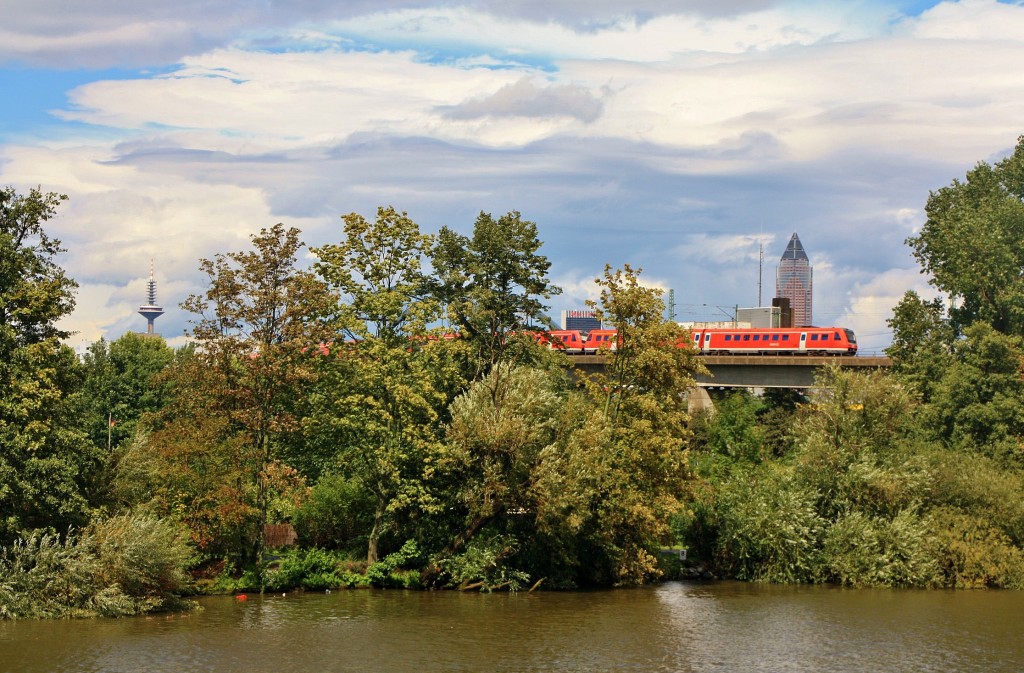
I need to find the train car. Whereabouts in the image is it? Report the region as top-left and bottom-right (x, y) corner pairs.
(691, 326), (857, 355)
(582, 329), (618, 354)
(548, 329), (585, 354)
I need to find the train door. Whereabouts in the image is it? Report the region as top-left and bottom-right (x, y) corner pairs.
(799, 332), (807, 353)
(703, 332), (710, 352)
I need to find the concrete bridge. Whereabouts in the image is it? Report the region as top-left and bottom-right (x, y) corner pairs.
(571, 354), (892, 389)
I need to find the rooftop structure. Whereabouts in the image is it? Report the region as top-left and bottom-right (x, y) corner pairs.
(561, 309), (602, 333)
(775, 233), (813, 327)
(138, 261), (164, 335)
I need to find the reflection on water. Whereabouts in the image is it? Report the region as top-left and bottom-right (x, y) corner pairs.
(1, 582), (1022, 672)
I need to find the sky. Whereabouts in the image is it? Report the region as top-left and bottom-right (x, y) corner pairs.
(3, 0), (1024, 355)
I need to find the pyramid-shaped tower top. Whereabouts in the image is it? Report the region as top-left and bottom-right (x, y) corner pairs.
(781, 233), (808, 261)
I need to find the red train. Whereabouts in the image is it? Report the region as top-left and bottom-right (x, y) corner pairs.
(532, 326), (857, 356)
(690, 326), (857, 356)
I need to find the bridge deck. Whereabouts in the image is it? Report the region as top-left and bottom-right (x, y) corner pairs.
(573, 354), (891, 366)
(571, 354), (891, 388)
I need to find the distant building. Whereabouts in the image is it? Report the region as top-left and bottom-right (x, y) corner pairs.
(679, 321), (750, 330)
(138, 261), (165, 335)
(736, 306), (782, 328)
(561, 309), (602, 333)
(775, 233), (812, 327)
(772, 297), (793, 328)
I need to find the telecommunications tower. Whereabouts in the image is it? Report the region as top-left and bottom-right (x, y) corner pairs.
(138, 261), (164, 335)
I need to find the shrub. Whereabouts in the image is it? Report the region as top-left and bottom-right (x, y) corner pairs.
(367, 540), (423, 589)
(292, 474), (374, 552)
(0, 531), (95, 619)
(714, 465), (822, 583)
(437, 533), (530, 591)
(822, 510), (939, 587)
(265, 547), (349, 591)
(90, 513), (193, 598)
(0, 513), (194, 620)
(926, 507), (1024, 589)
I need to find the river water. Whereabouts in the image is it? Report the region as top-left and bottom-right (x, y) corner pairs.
(1, 581), (1021, 672)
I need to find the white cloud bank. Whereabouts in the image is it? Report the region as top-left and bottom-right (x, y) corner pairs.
(2, 0), (1022, 347)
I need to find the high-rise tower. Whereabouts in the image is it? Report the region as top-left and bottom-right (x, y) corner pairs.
(775, 233), (812, 327)
(138, 261), (164, 335)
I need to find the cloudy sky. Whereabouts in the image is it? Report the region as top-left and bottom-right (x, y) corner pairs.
(3, 0), (1024, 353)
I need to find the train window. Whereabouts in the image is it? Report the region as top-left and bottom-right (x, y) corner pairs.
(782, 335), (790, 341)
(743, 334), (750, 341)
(834, 332), (841, 340)
(771, 334), (779, 340)
(752, 335), (759, 341)
(821, 334), (829, 341)
(811, 334), (818, 341)
(724, 335), (731, 341)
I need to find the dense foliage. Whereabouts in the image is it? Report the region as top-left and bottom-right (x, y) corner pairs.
(6, 138), (1024, 618)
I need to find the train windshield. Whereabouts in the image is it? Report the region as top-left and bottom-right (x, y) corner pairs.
(844, 329), (857, 345)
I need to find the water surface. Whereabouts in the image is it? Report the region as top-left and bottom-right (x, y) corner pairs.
(1, 582), (1020, 672)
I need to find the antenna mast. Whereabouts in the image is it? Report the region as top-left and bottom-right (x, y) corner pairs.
(757, 237), (764, 307)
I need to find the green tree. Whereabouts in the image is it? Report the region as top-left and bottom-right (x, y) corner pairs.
(311, 207), (456, 563)
(923, 322), (1024, 463)
(699, 390), (766, 463)
(151, 224), (334, 571)
(0, 187), (76, 353)
(906, 135), (1024, 335)
(423, 364), (565, 587)
(431, 210), (560, 377)
(80, 333), (177, 451)
(531, 265), (702, 585)
(885, 290), (955, 402)
(0, 187), (99, 542)
(583, 264), (703, 447)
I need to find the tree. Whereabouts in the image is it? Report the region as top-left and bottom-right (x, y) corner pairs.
(923, 322), (1024, 463)
(80, 333), (177, 452)
(583, 264), (703, 445)
(531, 265), (703, 585)
(906, 136), (1024, 336)
(0, 187), (76, 355)
(422, 363), (565, 587)
(311, 207), (456, 563)
(885, 290), (955, 403)
(0, 187), (99, 542)
(151, 224), (334, 571)
(431, 210), (560, 377)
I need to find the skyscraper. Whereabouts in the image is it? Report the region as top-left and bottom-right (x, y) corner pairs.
(775, 233), (812, 327)
(138, 261), (165, 335)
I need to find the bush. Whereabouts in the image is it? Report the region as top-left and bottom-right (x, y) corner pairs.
(0, 531), (95, 619)
(927, 507), (1024, 589)
(713, 465), (822, 583)
(821, 510), (939, 587)
(90, 513), (193, 598)
(292, 474), (374, 552)
(0, 513), (193, 619)
(437, 533), (530, 591)
(264, 547), (366, 591)
(367, 540), (423, 589)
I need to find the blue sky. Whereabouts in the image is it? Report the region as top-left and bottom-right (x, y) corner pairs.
(3, 0), (1024, 353)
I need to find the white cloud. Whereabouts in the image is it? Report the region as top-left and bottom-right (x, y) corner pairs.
(833, 266), (942, 354)
(5, 0), (1024, 348)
